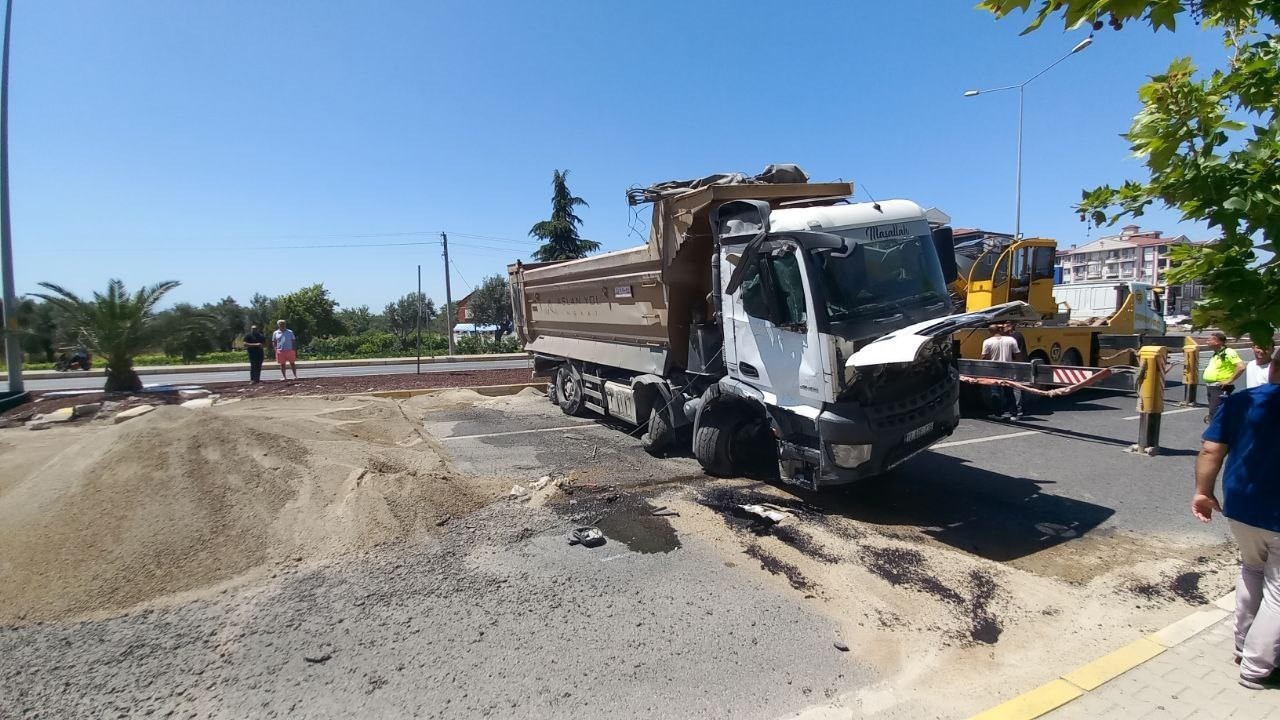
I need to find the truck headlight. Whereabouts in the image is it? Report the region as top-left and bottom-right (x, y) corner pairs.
(831, 443), (873, 469)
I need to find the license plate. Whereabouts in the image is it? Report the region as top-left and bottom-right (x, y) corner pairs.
(904, 422), (934, 444)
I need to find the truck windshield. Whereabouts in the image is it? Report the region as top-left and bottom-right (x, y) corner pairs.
(810, 234), (950, 323)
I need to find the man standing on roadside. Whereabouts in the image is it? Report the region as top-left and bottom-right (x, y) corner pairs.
(1193, 357), (1280, 689)
(272, 319), (299, 380)
(1245, 336), (1274, 389)
(982, 323), (1023, 419)
(1204, 331), (1246, 421)
(244, 324), (266, 384)
(1003, 321), (1028, 362)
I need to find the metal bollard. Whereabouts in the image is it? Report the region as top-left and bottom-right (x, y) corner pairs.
(1181, 335), (1199, 407)
(1130, 345), (1169, 456)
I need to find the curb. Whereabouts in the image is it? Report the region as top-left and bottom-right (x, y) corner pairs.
(14, 353), (530, 380)
(363, 382), (545, 400)
(968, 591), (1235, 719)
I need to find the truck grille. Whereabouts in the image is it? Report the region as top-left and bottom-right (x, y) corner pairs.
(864, 367), (957, 431)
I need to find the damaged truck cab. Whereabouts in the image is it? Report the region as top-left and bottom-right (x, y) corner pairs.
(510, 171), (1032, 490)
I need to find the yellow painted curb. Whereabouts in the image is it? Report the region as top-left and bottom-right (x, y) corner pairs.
(969, 679), (1083, 720)
(1061, 638), (1164, 691)
(366, 382), (544, 400)
(966, 591), (1237, 720)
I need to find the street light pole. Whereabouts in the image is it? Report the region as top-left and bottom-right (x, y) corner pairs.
(0, 0), (21, 393)
(965, 35), (1092, 241)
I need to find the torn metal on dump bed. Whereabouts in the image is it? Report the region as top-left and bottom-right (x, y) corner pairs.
(509, 165), (1035, 490)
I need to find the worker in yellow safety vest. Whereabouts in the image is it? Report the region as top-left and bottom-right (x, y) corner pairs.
(1204, 331), (1246, 422)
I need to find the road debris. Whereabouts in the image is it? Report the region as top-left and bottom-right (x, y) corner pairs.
(531, 476), (551, 491)
(567, 527), (606, 548)
(304, 651), (333, 664)
(737, 504), (789, 524)
(833, 641), (849, 652)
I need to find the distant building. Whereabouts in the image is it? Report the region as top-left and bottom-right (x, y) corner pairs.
(454, 293), (473, 324)
(1054, 225), (1205, 315)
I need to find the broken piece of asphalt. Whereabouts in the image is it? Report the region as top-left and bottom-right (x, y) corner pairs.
(567, 527), (606, 548)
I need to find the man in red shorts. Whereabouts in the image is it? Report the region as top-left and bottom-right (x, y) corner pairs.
(272, 319), (299, 380)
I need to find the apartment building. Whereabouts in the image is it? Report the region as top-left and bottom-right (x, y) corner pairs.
(1055, 225), (1204, 315)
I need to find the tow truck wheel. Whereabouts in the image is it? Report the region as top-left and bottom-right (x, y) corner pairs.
(556, 365), (585, 416)
(694, 410), (745, 477)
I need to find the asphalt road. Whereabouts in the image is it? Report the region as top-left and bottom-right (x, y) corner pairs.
(14, 358), (533, 392)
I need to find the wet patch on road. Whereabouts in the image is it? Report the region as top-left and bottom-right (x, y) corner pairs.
(859, 546), (1004, 645)
(595, 498), (681, 554)
(1130, 569), (1209, 605)
(744, 543), (813, 591)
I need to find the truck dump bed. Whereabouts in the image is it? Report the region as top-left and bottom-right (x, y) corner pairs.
(509, 180), (853, 376)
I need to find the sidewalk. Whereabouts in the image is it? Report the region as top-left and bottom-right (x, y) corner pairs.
(14, 352), (528, 380)
(973, 592), (1280, 719)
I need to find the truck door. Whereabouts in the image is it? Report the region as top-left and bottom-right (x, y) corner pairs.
(721, 243), (828, 408)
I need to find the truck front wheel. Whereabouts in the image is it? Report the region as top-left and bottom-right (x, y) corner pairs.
(694, 410), (746, 477)
(556, 365), (586, 416)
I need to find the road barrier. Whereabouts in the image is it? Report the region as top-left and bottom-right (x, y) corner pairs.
(1129, 345), (1169, 456)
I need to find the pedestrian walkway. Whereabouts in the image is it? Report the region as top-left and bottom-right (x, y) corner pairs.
(973, 592), (1280, 719)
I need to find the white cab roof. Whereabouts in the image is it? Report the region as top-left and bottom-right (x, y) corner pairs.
(768, 199), (927, 234)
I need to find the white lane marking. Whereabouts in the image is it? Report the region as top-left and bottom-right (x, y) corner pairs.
(439, 422), (600, 441)
(1122, 406), (1201, 421)
(931, 430), (1041, 449)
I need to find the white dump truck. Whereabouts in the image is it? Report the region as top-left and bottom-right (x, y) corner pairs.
(509, 168), (1033, 490)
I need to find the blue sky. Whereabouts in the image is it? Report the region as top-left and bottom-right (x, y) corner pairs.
(10, 1), (1229, 311)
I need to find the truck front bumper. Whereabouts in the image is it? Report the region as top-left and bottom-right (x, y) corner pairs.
(779, 382), (960, 489)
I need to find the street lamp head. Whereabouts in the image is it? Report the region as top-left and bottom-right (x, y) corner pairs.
(1072, 35), (1093, 54)
(963, 89), (980, 97)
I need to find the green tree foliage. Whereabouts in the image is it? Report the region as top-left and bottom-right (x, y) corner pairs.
(201, 296), (247, 351)
(247, 292), (278, 331)
(467, 275), (514, 343)
(157, 303), (220, 363)
(15, 299), (73, 362)
(382, 292), (436, 348)
(529, 169), (600, 262)
(275, 284), (346, 345)
(32, 279), (180, 391)
(982, 0), (1279, 337)
(336, 305), (386, 335)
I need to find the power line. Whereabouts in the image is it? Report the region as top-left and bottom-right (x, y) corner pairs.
(449, 258), (473, 291)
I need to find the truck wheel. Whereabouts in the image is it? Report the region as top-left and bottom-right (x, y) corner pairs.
(642, 407), (675, 456)
(547, 378), (560, 406)
(694, 411), (745, 477)
(1062, 349), (1084, 367)
(556, 365), (585, 416)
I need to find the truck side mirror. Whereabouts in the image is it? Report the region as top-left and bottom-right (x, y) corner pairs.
(712, 200), (772, 244)
(931, 226), (958, 285)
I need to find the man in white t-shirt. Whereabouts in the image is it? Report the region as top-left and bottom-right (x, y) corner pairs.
(1245, 337), (1274, 389)
(982, 323), (1024, 419)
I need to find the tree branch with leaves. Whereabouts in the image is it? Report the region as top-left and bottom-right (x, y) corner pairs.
(982, 0), (1279, 338)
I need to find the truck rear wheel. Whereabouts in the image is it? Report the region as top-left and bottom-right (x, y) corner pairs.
(694, 411), (745, 477)
(556, 365), (585, 416)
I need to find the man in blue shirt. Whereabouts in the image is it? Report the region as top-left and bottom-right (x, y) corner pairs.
(1194, 353), (1280, 689)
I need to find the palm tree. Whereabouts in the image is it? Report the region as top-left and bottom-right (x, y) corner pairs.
(33, 279), (180, 392)
(529, 169), (600, 262)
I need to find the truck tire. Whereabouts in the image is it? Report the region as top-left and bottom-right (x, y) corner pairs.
(642, 407), (675, 456)
(556, 365), (586, 416)
(547, 378), (560, 406)
(694, 411), (744, 477)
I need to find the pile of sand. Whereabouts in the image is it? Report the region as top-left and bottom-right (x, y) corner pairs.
(0, 396), (506, 623)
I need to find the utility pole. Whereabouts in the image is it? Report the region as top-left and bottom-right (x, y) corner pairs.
(441, 232), (455, 355)
(0, 0), (22, 393)
(415, 264), (422, 374)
